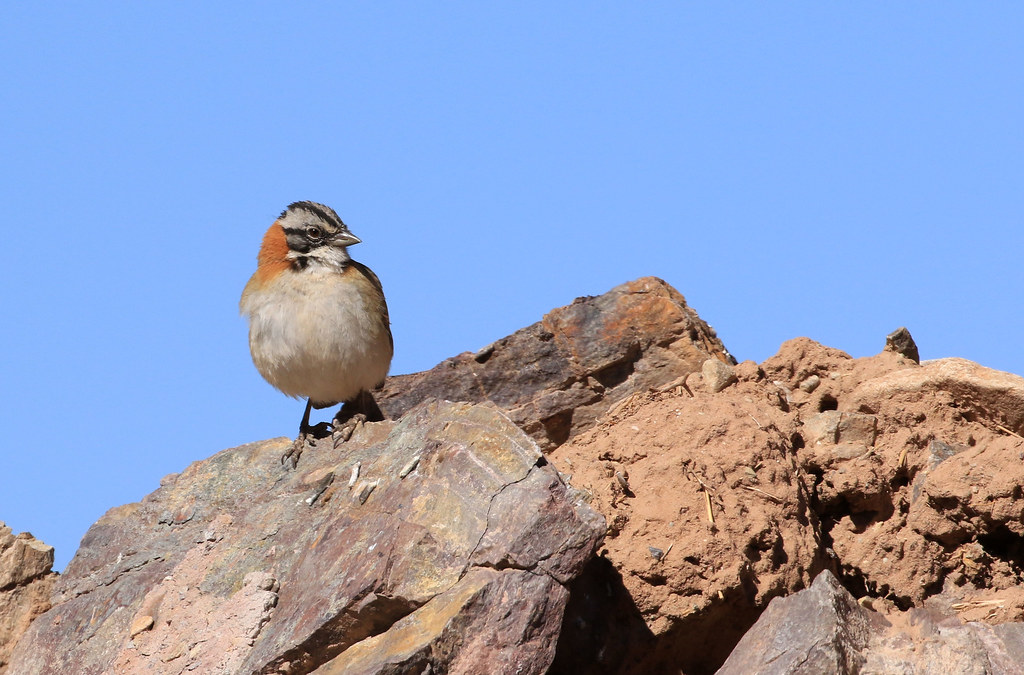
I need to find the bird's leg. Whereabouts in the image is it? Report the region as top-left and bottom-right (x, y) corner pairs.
(282, 399), (333, 468)
(332, 390), (385, 447)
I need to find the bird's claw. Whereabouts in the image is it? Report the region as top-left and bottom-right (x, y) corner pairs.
(332, 413), (367, 448)
(281, 434), (309, 468)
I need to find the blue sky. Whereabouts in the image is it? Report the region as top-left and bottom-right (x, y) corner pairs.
(2, 4), (1022, 571)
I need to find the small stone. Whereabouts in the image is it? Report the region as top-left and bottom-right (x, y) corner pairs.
(885, 327), (920, 363)
(702, 358), (738, 393)
(399, 455), (421, 479)
(803, 411), (877, 447)
(798, 375), (821, 393)
(354, 479), (379, 505)
(129, 615), (154, 638)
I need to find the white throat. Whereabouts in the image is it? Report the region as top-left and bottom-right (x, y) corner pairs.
(289, 245), (351, 271)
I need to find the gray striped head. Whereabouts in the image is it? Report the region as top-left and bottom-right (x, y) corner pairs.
(278, 201), (361, 269)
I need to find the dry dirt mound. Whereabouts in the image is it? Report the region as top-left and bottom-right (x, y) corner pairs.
(551, 337), (1024, 673)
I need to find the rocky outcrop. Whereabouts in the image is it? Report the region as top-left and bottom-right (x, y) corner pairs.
(7, 402), (603, 674)
(549, 335), (1024, 672)
(8, 279), (1024, 673)
(377, 277), (734, 450)
(0, 523), (56, 674)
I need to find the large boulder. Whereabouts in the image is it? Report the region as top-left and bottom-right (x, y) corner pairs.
(7, 401), (604, 675)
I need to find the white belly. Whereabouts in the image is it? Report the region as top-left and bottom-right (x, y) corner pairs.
(241, 268), (392, 405)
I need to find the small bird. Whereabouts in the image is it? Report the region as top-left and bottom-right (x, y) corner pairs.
(240, 201), (393, 466)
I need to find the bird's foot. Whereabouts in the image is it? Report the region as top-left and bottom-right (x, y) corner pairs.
(281, 434), (307, 469)
(282, 422), (333, 468)
(332, 413), (367, 447)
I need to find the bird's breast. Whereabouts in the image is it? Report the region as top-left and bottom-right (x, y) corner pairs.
(240, 266), (392, 402)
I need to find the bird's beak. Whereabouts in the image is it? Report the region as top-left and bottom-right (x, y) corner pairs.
(331, 231), (361, 247)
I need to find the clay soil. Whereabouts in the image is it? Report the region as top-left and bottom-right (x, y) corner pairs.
(550, 338), (1024, 674)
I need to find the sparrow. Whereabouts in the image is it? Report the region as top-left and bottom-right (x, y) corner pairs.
(240, 201), (393, 466)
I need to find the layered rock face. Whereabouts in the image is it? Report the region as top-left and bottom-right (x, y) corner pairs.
(6, 276), (1024, 674)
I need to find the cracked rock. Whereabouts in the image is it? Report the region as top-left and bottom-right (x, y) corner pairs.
(7, 401), (604, 675)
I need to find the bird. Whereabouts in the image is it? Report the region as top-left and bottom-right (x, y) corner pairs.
(240, 201), (393, 467)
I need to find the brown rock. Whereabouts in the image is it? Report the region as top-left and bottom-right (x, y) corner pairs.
(702, 358), (738, 393)
(0, 523), (56, 674)
(765, 340), (1024, 613)
(549, 376), (825, 673)
(552, 332), (1024, 672)
(314, 568), (564, 675)
(909, 439), (1024, 548)
(376, 277), (734, 450)
(848, 357), (1024, 434)
(6, 401), (603, 675)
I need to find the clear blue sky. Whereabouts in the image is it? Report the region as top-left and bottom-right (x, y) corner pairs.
(2, 5), (1021, 571)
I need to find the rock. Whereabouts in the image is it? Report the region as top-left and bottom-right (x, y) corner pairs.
(801, 411), (877, 447)
(549, 376), (825, 673)
(849, 357), (1024, 434)
(702, 358), (738, 393)
(798, 374), (820, 393)
(6, 401), (604, 675)
(0, 524), (56, 674)
(717, 570), (881, 675)
(719, 570), (1024, 675)
(885, 326), (920, 363)
(909, 439), (1024, 547)
(909, 439), (968, 502)
(862, 610), (1024, 674)
(314, 568), (564, 675)
(11, 281), (1024, 674)
(376, 277), (734, 450)
(765, 342), (1024, 614)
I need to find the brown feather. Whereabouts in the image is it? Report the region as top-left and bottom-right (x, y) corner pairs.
(252, 222), (291, 284)
(345, 261), (395, 357)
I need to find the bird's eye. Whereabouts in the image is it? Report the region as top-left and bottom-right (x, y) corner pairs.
(306, 226), (323, 240)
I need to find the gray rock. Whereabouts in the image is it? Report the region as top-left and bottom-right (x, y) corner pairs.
(885, 327), (920, 363)
(799, 374), (821, 393)
(717, 570), (881, 675)
(719, 570), (1024, 675)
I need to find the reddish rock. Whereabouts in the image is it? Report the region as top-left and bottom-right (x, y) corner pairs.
(376, 277), (734, 450)
(7, 402), (603, 675)
(764, 340), (1024, 616)
(0, 524), (56, 674)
